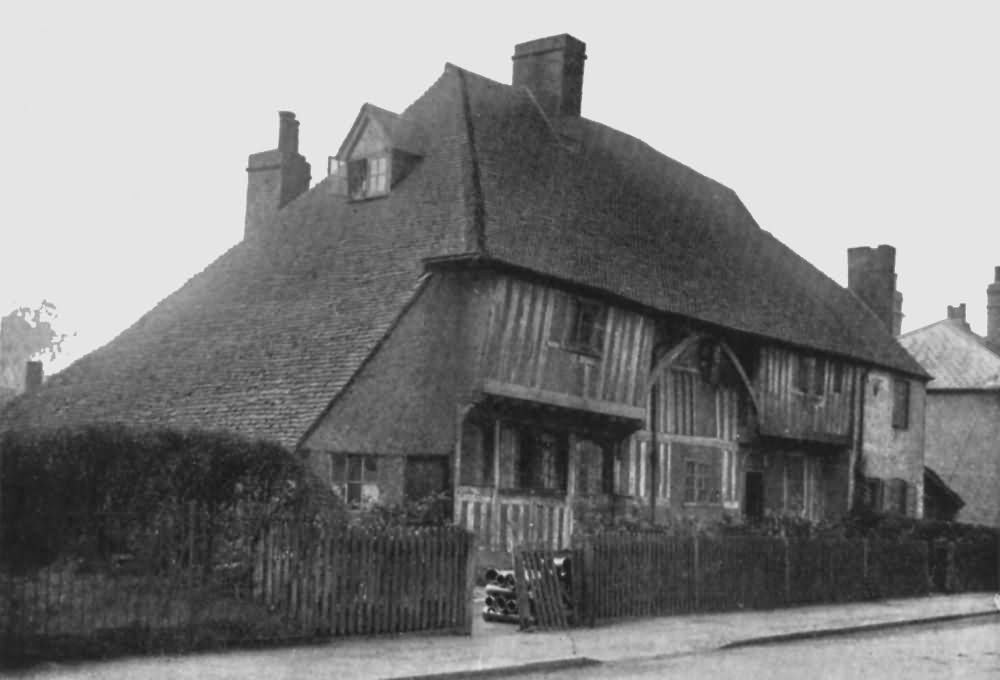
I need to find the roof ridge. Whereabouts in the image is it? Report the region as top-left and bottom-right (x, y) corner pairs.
(449, 64), (487, 255)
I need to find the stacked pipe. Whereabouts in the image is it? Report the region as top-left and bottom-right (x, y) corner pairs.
(482, 568), (519, 623)
(482, 557), (574, 624)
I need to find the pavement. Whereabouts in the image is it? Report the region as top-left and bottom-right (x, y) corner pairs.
(8, 591), (999, 680)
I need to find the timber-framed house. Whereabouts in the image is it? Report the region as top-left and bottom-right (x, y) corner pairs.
(2, 35), (930, 560)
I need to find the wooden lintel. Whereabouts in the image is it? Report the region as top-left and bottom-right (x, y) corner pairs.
(482, 379), (645, 422)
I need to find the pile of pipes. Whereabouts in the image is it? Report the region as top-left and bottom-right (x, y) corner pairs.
(482, 568), (519, 623)
(482, 556), (572, 624)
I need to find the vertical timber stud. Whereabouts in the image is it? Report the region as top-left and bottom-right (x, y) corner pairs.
(566, 433), (577, 548)
(491, 417), (502, 552)
(454, 404), (472, 526)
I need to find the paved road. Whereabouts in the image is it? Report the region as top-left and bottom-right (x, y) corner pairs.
(521, 618), (1000, 679)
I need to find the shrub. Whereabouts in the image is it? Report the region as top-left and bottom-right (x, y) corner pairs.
(0, 424), (343, 570)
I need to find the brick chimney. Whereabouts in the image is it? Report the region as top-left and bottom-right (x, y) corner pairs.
(848, 244), (900, 335)
(987, 266), (1000, 353)
(947, 303), (970, 332)
(244, 111), (311, 241)
(24, 360), (42, 393)
(512, 34), (587, 118)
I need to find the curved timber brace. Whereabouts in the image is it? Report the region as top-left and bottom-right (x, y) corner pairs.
(648, 333), (761, 418)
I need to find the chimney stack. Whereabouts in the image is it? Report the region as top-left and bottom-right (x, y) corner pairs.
(24, 360), (42, 394)
(244, 111), (311, 241)
(947, 303), (970, 331)
(987, 266), (1000, 353)
(848, 244), (899, 335)
(512, 34), (587, 119)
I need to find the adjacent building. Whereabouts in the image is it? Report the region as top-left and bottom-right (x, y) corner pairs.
(1, 35), (929, 556)
(898, 274), (1000, 527)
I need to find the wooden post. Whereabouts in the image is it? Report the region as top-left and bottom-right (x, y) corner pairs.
(463, 532), (476, 635)
(693, 534), (701, 611)
(783, 536), (791, 605)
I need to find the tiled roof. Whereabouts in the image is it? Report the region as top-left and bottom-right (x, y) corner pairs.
(2, 61), (928, 445)
(1, 70), (476, 447)
(898, 319), (1000, 390)
(461, 70), (927, 377)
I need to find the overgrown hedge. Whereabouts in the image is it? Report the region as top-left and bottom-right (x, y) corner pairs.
(0, 424), (343, 570)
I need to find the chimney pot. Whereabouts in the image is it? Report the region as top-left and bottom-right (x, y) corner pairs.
(512, 34), (587, 118)
(25, 360), (43, 393)
(244, 111), (311, 241)
(278, 111), (299, 154)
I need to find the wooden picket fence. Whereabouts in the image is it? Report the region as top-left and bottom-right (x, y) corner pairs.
(0, 512), (476, 665)
(517, 532), (943, 629)
(255, 522), (476, 636)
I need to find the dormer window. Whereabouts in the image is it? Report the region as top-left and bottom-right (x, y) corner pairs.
(328, 103), (423, 201)
(348, 155), (389, 200)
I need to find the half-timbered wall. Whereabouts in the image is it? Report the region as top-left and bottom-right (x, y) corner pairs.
(755, 346), (856, 443)
(479, 276), (653, 417)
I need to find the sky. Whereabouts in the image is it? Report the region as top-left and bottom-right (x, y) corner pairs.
(2, 1), (998, 374)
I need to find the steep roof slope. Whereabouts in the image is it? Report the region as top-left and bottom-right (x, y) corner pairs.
(462, 70), (926, 377)
(2, 70), (477, 447)
(899, 319), (1000, 390)
(3, 61), (927, 445)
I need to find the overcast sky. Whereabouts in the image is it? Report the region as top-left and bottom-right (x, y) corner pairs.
(3, 1), (998, 373)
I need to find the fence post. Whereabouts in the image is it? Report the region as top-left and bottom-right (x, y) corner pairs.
(462, 532), (476, 635)
(692, 534), (701, 611)
(782, 536), (791, 605)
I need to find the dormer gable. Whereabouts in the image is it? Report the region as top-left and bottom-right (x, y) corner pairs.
(328, 104), (422, 201)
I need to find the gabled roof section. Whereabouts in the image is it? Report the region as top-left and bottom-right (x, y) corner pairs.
(899, 319), (1000, 390)
(336, 103), (424, 160)
(457, 69), (927, 377)
(2, 68), (478, 447)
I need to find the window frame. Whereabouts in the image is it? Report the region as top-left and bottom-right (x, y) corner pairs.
(330, 453), (379, 506)
(564, 297), (606, 357)
(892, 378), (910, 429)
(347, 154), (391, 201)
(683, 459), (713, 504)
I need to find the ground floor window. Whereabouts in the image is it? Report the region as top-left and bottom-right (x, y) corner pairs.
(575, 436), (615, 495)
(683, 460), (714, 503)
(330, 453), (379, 505)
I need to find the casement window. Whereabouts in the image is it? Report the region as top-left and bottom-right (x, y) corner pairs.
(831, 362), (845, 394)
(795, 356), (828, 395)
(892, 378), (910, 429)
(575, 437), (615, 496)
(886, 478), (909, 515)
(330, 453), (379, 505)
(683, 460), (718, 503)
(564, 298), (606, 356)
(347, 155), (390, 200)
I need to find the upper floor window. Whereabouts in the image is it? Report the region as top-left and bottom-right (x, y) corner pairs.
(795, 355), (828, 395)
(565, 297), (606, 356)
(348, 155), (389, 200)
(892, 378), (910, 429)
